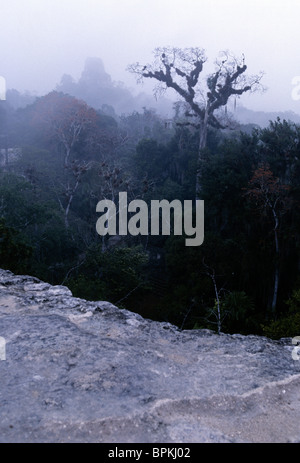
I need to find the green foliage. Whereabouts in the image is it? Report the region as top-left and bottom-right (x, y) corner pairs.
(222, 291), (254, 320)
(65, 244), (149, 307)
(262, 313), (300, 340)
(221, 291), (257, 334)
(66, 274), (106, 301)
(0, 218), (33, 273)
(262, 289), (300, 339)
(133, 138), (170, 184)
(100, 246), (149, 303)
(2, 93), (300, 335)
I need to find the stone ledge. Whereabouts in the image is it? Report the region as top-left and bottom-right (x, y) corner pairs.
(0, 269), (299, 443)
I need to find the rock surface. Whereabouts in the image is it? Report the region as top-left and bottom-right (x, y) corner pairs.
(0, 268), (300, 443)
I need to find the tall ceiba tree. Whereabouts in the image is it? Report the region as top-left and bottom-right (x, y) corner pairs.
(128, 47), (264, 198)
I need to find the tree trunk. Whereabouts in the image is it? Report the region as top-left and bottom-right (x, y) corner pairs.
(196, 111), (208, 200)
(64, 147), (71, 168)
(64, 178), (80, 228)
(4, 135), (8, 171)
(64, 195), (72, 228)
(271, 210), (279, 314)
(211, 272), (221, 335)
(271, 221), (279, 314)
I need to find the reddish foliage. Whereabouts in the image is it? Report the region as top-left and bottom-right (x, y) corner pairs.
(32, 91), (98, 164)
(245, 164), (290, 213)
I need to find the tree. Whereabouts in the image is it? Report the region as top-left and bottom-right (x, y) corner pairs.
(202, 259), (225, 335)
(33, 92), (98, 167)
(61, 160), (91, 228)
(245, 164), (291, 314)
(128, 47), (264, 198)
(0, 218), (33, 273)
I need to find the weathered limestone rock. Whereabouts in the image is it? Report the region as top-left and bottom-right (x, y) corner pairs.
(0, 268), (300, 443)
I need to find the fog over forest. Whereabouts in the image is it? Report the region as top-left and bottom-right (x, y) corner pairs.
(5, 55), (300, 129)
(1, 0), (300, 115)
(2, 1), (300, 446)
(1, 1), (300, 339)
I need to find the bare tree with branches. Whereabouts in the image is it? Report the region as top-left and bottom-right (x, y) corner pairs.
(245, 164), (291, 314)
(128, 47), (264, 198)
(202, 258), (229, 335)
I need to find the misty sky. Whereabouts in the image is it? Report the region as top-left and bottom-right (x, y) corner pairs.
(1, 0), (300, 113)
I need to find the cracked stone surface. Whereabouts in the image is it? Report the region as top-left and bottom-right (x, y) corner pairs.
(0, 268), (300, 443)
